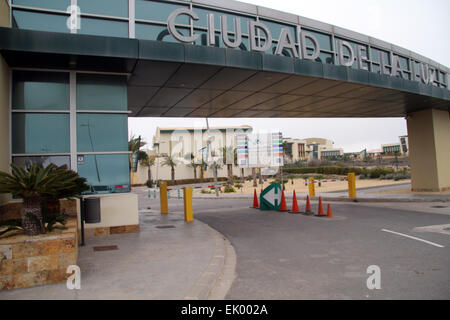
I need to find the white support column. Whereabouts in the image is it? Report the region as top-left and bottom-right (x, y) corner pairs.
(128, 0), (135, 39)
(70, 71), (78, 172)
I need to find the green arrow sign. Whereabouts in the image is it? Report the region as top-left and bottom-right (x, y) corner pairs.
(260, 183), (282, 211)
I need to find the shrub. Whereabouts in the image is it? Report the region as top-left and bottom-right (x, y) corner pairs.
(235, 183), (243, 189)
(224, 186), (236, 193)
(360, 174), (366, 180)
(146, 180), (153, 188)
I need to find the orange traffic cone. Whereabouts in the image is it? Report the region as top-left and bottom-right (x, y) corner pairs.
(304, 195), (313, 215)
(327, 204), (333, 218)
(289, 190), (301, 214)
(279, 190), (289, 212)
(251, 189), (259, 209)
(316, 196), (325, 217)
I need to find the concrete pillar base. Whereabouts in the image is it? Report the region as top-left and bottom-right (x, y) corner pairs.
(407, 109), (450, 192)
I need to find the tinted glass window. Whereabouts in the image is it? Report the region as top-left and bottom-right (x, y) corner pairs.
(78, 17), (128, 38)
(135, 23), (190, 42)
(13, 0), (70, 11)
(13, 10), (69, 33)
(12, 113), (70, 154)
(77, 74), (127, 111)
(77, 114), (128, 152)
(78, 0), (128, 17)
(13, 71), (69, 110)
(12, 156), (71, 169)
(77, 154), (130, 191)
(136, 0), (189, 24)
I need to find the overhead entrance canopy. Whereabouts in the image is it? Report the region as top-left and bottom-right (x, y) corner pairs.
(1, 0), (449, 118)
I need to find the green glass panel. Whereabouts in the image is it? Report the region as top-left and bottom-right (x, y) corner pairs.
(13, 0), (70, 11)
(77, 74), (127, 110)
(13, 71), (69, 110)
(305, 30), (331, 51)
(77, 114), (128, 152)
(318, 52), (334, 64)
(78, 0), (128, 18)
(135, 23), (189, 42)
(370, 48), (381, 63)
(12, 113), (70, 154)
(259, 19), (296, 42)
(77, 154), (130, 191)
(195, 31), (249, 51)
(13, 10), (69, 33)
(78, 17), (128, 38)
(372, 64), (381, 74)
(136, 0), (189, 24)
(193, 7), (253, 35)
(13, 156), (71, 169)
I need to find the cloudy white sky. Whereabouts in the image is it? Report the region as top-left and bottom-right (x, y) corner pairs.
(128, 0), (450, 152)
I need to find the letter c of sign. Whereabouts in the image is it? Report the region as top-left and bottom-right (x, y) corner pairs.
(167, 8), (200, 43)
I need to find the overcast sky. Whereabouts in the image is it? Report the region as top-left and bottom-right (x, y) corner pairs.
(128, 0), (450, 152)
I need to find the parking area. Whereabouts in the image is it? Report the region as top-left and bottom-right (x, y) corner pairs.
(140, 188), (450, 300)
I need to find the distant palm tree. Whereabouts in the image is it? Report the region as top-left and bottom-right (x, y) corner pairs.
(222, 146), (236, 183)
(185, 153), (199, 179)
(140, 155), (155, 183)
(162, 155), (178, 184)
(128, 135), (148, 170)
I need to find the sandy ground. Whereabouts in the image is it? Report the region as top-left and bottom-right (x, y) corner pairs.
(368, 188), (450, 195)
(198, 178), (412, 194)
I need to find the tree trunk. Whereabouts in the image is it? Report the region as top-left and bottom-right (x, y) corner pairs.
(42, 198), (61, 220)
(147, 166), (152, 182)
(252, 168), (257, 187)
(258, 168), (263, 185)
(171, 167), (175, 184)
(241, 168), (245, 184)
(193, 167), (197, 179)
(200, 167), (204, 181)
(22, 196), (43, 235)
(227, 164), (233, 183)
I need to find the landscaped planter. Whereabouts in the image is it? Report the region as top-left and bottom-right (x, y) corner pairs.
(0, 218), (78, 290)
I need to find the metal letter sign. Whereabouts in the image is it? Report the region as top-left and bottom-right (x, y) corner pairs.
(260, 183), (282, 211)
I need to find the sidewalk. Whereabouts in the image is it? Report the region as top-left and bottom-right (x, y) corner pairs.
(0, 199), (236, 300)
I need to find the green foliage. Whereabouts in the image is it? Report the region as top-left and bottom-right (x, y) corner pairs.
(146, 180), (153, 188)
(234, 183), (243, 189)
(224, 186), (236, 193)
(44, 214), (67, 233)
(283, 166), (396, 178)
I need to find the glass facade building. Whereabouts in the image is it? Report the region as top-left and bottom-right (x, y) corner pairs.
(11, 70), (130, 194)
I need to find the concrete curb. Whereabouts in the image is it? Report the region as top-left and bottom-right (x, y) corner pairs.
(193, 195), (450, 203)
(183, 221), (236, 300)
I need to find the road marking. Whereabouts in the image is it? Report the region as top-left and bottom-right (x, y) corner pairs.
(381, 229), (445, 248)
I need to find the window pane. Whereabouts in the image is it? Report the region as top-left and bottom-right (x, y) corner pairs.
(135, 23), (189, 42)
(77, 74), (127, 110)
(77, 114), (128, 152)
(136, 0), (189, 24)
(12, 113), (70, 154)
(13, 10), (70, 33)
(78, 17), (128, 38)
(260, 19), (296, 42)
(78, 0), (128, 18)
(193, 7), (253, 35)
(13, 71), (69, 110)
(13, 156), (71, 169)
(13, 0), (70, 11)
(305, 30), (331, 51)
(77, 154), (130, 193)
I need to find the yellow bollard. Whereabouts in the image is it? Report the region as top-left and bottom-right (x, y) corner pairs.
(308, 177), (316, 197)
(160, 181), (168, 214)
(348, 173), (357, 199)
(183, 187), (194, 222)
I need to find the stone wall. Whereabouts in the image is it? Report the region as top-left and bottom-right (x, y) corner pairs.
(0, 218), (78, 290)
(0, 199), (78, 222)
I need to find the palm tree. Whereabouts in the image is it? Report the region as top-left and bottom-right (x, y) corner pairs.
(162, 155), (178, 184)
(128, 135), (148, 171)
(0, 164), (89, 235)
(185, 153), (199, 179)
(140, 154), (155, 183)
(222, 146), (236, 183)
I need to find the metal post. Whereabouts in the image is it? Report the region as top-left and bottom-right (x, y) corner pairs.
(308, 177), (316, 197)
(80, 198), (85, 246)
(348, 173), (357, 199)
(184, 187), (194, 222)
(206, 118), (219, 197)
(160, 181), (168, 214)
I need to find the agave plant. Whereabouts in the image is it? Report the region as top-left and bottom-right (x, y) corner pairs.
(0, 163), (89, 236)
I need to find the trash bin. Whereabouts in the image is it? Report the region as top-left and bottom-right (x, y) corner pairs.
(83, 197), (101, 224)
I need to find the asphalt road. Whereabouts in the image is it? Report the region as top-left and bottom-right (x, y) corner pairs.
(139, 191), (450, 300)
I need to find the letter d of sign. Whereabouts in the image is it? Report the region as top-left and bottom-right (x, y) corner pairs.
(275, 28), (299, 58)
(300, 32), (320, 61)
(249, 21), (273, 52)
(338, 40), (355, 67)
(168, 8), (200, 43)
